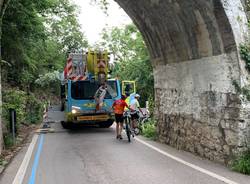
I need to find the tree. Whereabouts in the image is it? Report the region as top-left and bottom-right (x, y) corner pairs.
(90, 0), (109, 14)
(0, 0), (11, 155)
(98, 24), (154, 106)
(1, 0), (88, 89)
(45, 0), (88, 52)
(0, 0), (88, 151)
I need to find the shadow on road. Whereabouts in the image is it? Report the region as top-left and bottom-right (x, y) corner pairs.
(66, 125), (115, 135)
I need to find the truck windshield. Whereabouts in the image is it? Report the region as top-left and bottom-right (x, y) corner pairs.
(71, 81), (118, 100)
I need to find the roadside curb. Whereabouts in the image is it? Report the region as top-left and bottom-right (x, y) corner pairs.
(0, 127), (36, 176)
(35, 128), (55, 134)
(0, 166), (4, 174)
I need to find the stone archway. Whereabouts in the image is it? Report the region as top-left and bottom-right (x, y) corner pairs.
(115, 0), (250, 163)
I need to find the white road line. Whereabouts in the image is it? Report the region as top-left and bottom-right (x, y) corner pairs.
(12, 134), (39, 184)
(135, 137), (239, 184)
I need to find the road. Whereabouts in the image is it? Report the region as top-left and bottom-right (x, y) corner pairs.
(0, 107), (249, 184)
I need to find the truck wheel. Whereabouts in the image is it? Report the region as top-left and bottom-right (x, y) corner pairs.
(99, 119), (114, 128)
(61, 103), (65, 111)
(61, 121), (71, 129)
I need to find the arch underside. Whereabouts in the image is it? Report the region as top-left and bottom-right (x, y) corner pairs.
(116, 0), (237, 64)
(115, 0), (250, 163)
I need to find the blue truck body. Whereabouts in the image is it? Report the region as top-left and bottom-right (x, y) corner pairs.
(62, 78), (121, 128)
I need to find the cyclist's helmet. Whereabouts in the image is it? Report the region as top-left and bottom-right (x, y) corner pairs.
(135, 94), (140, 98)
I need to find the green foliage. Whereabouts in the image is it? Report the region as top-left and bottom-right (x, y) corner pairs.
(231, 44), (250, 101)
(148, 95), (155, 116)
(241, 87), (250, 101)
(46, 0), (88, 52)
(232, 80), (242, 93)
(0, 155), (7, 166)
(114, 59), (154, 105)
(25, 94), (44, 124)
(99, 24), (154, 106)
(240, 44), (250, 72)
(0, 0), (88, 134)
(2, 89), (44, 129)
(35, 71), (61, 87)
(3, 133), (15, 148)
(0, 0), (88, 150)
(91, 0), (109, 14)
(231, 150), (250, 175)
(99, 24), (148, 62)
(232, 80), (250, 101)
(2, 89), (28, 124)
(1, 89), (44, 148)
(141, 119), (157, 140)
(245, 0), (250, 12)
(1, 0), (88, 90)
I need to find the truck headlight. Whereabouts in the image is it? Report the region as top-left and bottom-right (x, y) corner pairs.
(72, 106), (80, 114)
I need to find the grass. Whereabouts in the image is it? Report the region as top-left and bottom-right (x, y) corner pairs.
(3, 133), (15, 148)
(140, 119), (157, 140)
(0, 158), (3, 166)
(231, 150), (250, 175)
(0, 156), (7, 167)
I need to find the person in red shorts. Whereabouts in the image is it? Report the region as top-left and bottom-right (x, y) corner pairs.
(112, 95), (130, 139)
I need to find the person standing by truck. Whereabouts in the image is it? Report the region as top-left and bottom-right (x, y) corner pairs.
(112, 95), (129, 139)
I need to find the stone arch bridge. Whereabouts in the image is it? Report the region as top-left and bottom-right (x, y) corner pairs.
(115, 0), (250, 163)
(0, 0), (249, 163)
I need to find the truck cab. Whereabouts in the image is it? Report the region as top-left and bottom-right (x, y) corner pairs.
(60, 50), (126, 129)
(61, 78), (121, 128)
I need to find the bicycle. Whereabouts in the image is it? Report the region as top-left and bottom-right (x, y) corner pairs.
(138, 111), (150, 126)
(123, 111), (134, 142)
(123, 110), (148, 137)
(134, 111), (150, 135)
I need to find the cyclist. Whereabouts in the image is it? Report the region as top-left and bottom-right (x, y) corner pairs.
(112, 95), (130, 139)
(129, 94), (144, 130)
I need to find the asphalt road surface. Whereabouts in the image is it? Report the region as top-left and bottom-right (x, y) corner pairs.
(0, 106), (249, 184)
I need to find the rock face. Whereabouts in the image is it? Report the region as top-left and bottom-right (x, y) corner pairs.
(115, 0), (250, 163)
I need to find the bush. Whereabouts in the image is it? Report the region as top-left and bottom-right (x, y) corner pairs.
(141, 119), (157, 140)
(240, 44), (250, 72)
(26, 94), (44, 124)
(231, 150), (250, 175)
(148, 95), (155, 116)
(2, 89), (45, 148)
(2, 89), (44, 125)
(2, 89), (44, 136)
(0, 156), (7, 166)
(3, 133), (15, 148)
(2, 89), (27, 125)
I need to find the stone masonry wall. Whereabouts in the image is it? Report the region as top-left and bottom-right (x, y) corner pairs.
(154, 52), (250, 163)
(115, 0), (250, 163)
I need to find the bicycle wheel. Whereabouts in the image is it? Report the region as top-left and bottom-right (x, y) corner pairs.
(125, 119), (131, 142)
